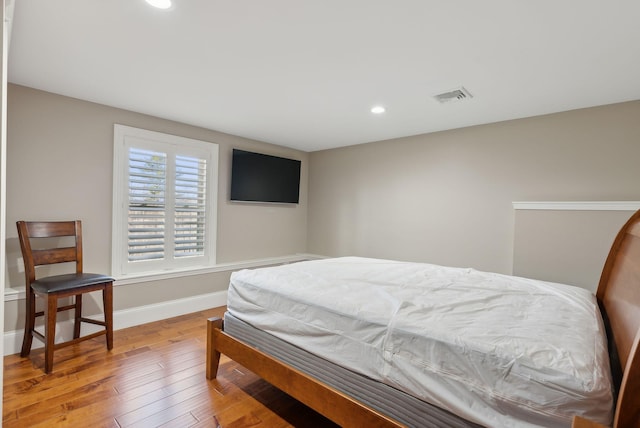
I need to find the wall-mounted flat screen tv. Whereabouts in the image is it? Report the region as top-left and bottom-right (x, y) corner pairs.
(230, 149), (301, 204)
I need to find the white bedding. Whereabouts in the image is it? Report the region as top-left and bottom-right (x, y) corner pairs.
(227, 257), (613, 427)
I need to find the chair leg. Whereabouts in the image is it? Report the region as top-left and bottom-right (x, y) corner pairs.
(73, 294), (83, 339)
(44, 295), (58, 374)
(103, 283), (114, 350)
(20, 288), (36, 358)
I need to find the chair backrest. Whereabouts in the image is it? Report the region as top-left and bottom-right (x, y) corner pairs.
(16, 220), (84, 286)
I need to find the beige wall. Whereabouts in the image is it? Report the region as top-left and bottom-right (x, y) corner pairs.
(307, 101), (640, 285)
(513, 209), (633, 292)
(4, 84), (308, 332)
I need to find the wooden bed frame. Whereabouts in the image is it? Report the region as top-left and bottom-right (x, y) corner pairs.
(207, 210), (640, 428)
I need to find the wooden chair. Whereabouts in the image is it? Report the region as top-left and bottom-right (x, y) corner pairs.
(16, 220), (114, 373)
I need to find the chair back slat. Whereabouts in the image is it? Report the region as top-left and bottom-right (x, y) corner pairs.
(24, 221), (77, 238)
(31, 247), (78, 266)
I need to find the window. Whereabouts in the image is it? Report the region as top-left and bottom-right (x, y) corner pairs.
(112, 125), (218, 278)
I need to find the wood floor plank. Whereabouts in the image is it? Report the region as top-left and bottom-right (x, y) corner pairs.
(116, 380), (213, 426)
(156, 412), (200, 428)
(4, 307), (337, 427)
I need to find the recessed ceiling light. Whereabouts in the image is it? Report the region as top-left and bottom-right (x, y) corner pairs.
(146, 0), (172, 9)
(371, 105), (386, 114)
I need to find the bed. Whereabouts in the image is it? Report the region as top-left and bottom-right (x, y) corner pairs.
(206, 210), (640, 427)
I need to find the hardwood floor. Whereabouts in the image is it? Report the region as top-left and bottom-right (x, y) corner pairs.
(3, 307), (339, 427)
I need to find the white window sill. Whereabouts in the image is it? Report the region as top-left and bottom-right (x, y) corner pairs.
(512, 201), (640, 211)
(5, 253), (324, 301)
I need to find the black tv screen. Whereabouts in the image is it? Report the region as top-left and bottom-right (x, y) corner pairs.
(230, 149), (301, 204)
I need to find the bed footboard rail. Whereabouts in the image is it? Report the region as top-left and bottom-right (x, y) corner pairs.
(205, 317), (405, 428)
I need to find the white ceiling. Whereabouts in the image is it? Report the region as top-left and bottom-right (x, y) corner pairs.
(7, 0), (640, 152)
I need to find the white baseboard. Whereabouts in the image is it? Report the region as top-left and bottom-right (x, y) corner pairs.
(3, 290), (228, 356)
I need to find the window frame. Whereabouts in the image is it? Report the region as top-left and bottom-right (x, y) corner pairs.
(112, 124), (218, 279)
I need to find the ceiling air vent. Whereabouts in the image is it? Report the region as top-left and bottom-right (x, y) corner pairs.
(434, 87), (473, 104)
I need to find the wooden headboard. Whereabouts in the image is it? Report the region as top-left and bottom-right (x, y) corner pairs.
(596, 209), (640, 427)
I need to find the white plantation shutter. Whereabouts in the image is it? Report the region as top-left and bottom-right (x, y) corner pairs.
(113, 125), (218, 278)
(128, 148), (167, 261)
(174, 155), (207, 258)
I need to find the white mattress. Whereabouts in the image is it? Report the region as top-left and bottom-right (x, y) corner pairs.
(224, 312), (480, 428)
(227, 257), (613, 428)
